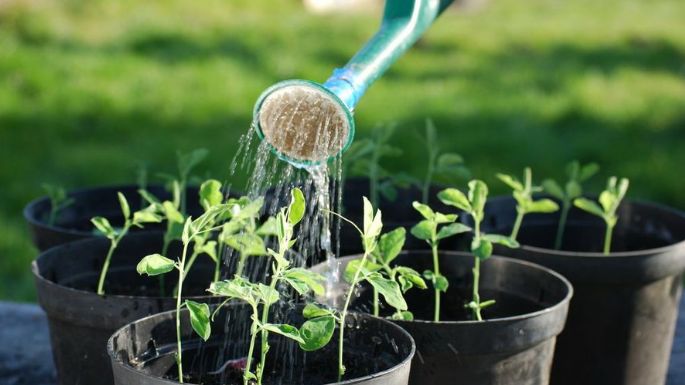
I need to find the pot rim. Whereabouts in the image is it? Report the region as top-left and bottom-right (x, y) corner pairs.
(330, 251), (573, 326)
(487, 196), (685, 258)
(107, 304), (417, 385)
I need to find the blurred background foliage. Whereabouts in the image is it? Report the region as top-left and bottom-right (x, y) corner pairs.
(1, 0), (684, 300)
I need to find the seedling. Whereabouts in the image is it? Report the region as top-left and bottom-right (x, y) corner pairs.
(410, 201), (471, 321)
(324, 197), (410, 379)
(41, 184), (74, 226)
(438, 181), (519, 321)
(573, 176), (629, 255)
(542, 161), (599, 249)
(419, 119), (469, 204)
(207, 188), (333, 385)
(137, 202), (234, 383)
(219, 196), (271, 277)
(91, 193), (162, 295)
(345, 226), (427, 320)
(497, 167), (559, 241)
(157, 148), (209, 215)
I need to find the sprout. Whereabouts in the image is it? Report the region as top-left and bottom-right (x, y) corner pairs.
(41, 184), (74, 226)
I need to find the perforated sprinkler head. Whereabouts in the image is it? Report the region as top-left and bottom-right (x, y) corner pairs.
(253, 80), (355, 168)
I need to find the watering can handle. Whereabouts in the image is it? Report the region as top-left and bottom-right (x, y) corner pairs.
(323, 0), (454, 110)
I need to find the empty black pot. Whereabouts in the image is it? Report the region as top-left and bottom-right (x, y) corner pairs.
(313, 251), (572, 385)
(108, 304), (415, 385)
(24, 184), (205, 251)
(481, 196), (685, 385)
(32, 232), (218, 385)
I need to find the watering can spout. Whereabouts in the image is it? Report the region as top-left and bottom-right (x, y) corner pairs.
(253, 0), (454, 167)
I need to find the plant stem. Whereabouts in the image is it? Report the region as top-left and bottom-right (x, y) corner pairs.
(256, 264), (283, 384)
(175, 241), (190, 383)
(422, 149), (437, 204)
(373, 289), (379, 317)
(510, 209), (524, 241)
(603, 223), (614, 255)
(431, 242), (441, 322)
(96, 240), (117, 295)
(472, 257), (482, 321)
(243, 304), (260, 385)
(236, 252), (247, 277)
(554, 199), (570, 250)
(339, 251), (370, 380)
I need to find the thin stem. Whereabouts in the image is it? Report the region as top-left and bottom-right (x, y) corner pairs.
(603, 223), (614, 255)
(472, 257), (482, 321)
(510, 209), (524, 241)
(236, 252), (247, 277)
(422, 149), (436, 204)
(373, 289), (379, 317)
(175, 241), (190, 383)
(339, 251), (370, 381)
(214, 259), (221, 282)
(243, 304), (260, 385)
(431, 242), (441, 322)
(257, 263), (283, 383)
(48, 208), (57, 227)
(96, 241), (117, 295)
(554, 200), (570, 250)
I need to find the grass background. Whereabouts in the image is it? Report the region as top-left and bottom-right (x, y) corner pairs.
(1, 0), (684, 301)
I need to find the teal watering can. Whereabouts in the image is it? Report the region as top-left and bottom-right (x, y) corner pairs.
(253, 0), (454, 167)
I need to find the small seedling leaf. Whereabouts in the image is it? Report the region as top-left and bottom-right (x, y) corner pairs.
(117, 192), (131, 219)
(181, 217), (193, 244)
(256, 217), (278, 237)
(224, 232), (267, 257)
(376, 227), (406, 264)
(257, 284), (280, 306)
(185, 300), (211, 341)
(288, 188), (306, 225)
(299, 316), (335, 351)
(91, 217), (116, 239)
(574, 198), (605, 218)
(200, 179), (223, 209)
(137, 254), (176, 276)
(366, 273), (407, 311)
(434, 275), (449, 292)
(284, 268), (326, 296)
(303, 303), (333, 319)
(434, 212), (458, 224)
(579, 163), (599, 181)
(496, 174), (523, 191)
(472, 238), (493, 260)
(468, 180), (488, 217)
(162, 201), (184, 223)
(542, 179), (564, 200)
(391, 311), (414, 321)
(396, 266), (427, 290)
(437, 188), (471, 211)
(262, 323), (304, 344)
(599, 191), (614, 212)
(412, 201), (435, 220)
(436, 222), (471, 240)
(343, 259), (381, 283)
(482, 234), (519, 248)
(566, 180), (582, 199)
(436, 153), (464, 170)
(526, 199), (559, 214)
(410, 220), (434, 241)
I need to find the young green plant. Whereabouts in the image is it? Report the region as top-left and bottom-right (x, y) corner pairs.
(497, 167), (560, 241)
(419, 119), (468, 204)
(208, 188), (334, 385)
(573, 176), (629, 255)
(42, 184), (74, 226)
(91, 192), (162, 295)
(410, 201), (471, 322)
(542, 161), (599, 249)
(136, 202), (233, 383)
(438, 181), (519, 321)
(324, 197), (409, 379)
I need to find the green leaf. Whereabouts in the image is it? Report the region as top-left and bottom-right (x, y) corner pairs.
(482, 234), (520, 248)
(468, 180), (489, 217)
(200, 179), (223, 209)
(343, 259), (381, 283)
(617, 178), (629, 200)
(472, 238), (493, 260)
(262, 323), (304, 344)
(396, 266), (427, 290)
(182, 217), (193, 244)
(137, 254), (176, 276)
(200, 240), (218, 263)
(132, 207), (163, 226)
(376, 227), (406, 264)
(574, 198), (605, 218)
(434, 275), (449, 292)
(284, 268), (326, 296)
(185, 300), (211, 341)
(412, 201), (434, 220)
(496, 174), (523, 191)
(526, 199), (559, 214)
(256, 217), (278, 236)
(437, 188), (471, 211)
(366, 273), (407, 311)
(298, 316), (335, 351)
(436, 153), (464, 171)
(138, 189), (161, 205)
(434, 212), (458, 224)
(362, 197), (383, 240)
(91, 216), (116, 239)
(288, 188), (306, 225)
(391, 311), (414, 321)
(208, 278), (256, 303)
(162, 201), (184, 223)
(303, 303), (333, 319)
(566, 180), (582, 199)
(436, 222), (471, 240)
(178, 148), (209, 178)
(117, 192), (131, 219)
(257, 284), (279, 306)
(579, 163), (599, 181)
(542, 179), (564, 200)
(410, 220), (434, 241)
(224, 232), (267, 257)
(599, 191), (614, 213)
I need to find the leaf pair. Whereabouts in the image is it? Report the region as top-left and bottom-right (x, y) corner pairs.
(497, 168), (559, 215)
(574, 176), (629, 227)
(410, 201), (470, 245)
(543, 161), (599, 202)
(344, 259), (408, 312)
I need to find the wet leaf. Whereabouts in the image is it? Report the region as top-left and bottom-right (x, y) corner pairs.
(437, 188), (471, 211)
(224, 233), (267, 257)
(303, 303), (333, 319)
(185, 300), (211, 341)
(343, 259), (381, 283)
(262, 323), (304, 344)
(284, 268), (326, 296)
(200, 179), (223, 210)
(288, 188), (306, 225)
(366, 273), (407, 311)
(299, 316), (335, 351)
(410, 220), (434, 241)
(376, 227), (406, 264)
(117, 192), (130, 219)
(257, 284), (279, 306)
(412, 201), (434, 220)
(436, 222), (471, 240)
(137, 254), (176, 276)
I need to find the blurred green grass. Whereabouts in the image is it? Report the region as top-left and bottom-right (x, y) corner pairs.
(1, 0), (684, 301)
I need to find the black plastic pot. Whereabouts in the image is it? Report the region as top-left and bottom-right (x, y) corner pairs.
(481, 196), (685, 385)
(108, 304), (415, 385)
(313, 251), (572, 385)
(32, 232), (218, 385)
(24, 184), (206, 251)
(336, 178), (462, 255)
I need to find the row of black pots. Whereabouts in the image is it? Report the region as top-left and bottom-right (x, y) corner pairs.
(32, 231), (572, 385)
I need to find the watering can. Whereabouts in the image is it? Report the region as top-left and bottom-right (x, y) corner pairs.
(253, 0), (454, 167)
